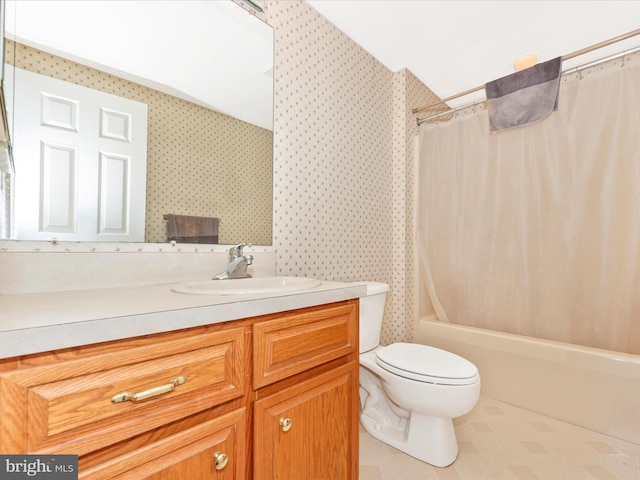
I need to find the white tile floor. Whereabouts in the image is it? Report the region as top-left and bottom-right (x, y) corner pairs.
(359, 396), (640, 480)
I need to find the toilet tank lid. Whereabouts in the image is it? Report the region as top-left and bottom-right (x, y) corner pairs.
(353, 282), (390, 295)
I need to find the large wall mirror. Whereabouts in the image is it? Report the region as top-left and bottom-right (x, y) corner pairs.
(2, 0), (274, 245)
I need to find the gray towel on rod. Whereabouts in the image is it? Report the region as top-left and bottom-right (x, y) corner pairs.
(485, 56), (562, 133)
(165, 214), (219, 244)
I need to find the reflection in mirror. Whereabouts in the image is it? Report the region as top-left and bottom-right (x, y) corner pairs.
(3, 0), (273, 245)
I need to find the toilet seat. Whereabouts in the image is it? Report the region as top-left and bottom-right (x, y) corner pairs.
(376, 343), (479, 385)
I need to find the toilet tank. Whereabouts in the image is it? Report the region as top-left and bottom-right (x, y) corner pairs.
(357, 282), (390, 353)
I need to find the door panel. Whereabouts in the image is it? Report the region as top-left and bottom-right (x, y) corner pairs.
(5, 64), (147, 242)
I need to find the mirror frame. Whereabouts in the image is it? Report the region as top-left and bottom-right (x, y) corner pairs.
(0, 0), (14, 240)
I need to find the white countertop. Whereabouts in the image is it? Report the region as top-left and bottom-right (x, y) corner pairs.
(0, 280), (366, 358)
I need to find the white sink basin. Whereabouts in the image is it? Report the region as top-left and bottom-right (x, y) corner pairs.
(171, 276), (322, 295)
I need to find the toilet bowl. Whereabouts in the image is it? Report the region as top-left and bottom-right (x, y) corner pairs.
(357, 282), (480, 467)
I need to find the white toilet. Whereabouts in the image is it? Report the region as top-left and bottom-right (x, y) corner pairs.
(358, 282), (480, 467)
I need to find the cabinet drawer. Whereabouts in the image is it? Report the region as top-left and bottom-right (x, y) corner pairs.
(80, 408), (246, 480)
(253, 301), (357, 388)
(0, 327), (246, 455)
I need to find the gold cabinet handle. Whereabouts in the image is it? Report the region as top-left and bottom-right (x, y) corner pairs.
(213, 452), (229, 470)
(279, 417), (292, 432)
(111, 376), (187, 404)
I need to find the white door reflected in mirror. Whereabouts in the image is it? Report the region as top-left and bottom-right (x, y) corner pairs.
(5, 65), (148, 242)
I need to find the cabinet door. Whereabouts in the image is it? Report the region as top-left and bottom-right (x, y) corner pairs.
(254, 363), (358, 480)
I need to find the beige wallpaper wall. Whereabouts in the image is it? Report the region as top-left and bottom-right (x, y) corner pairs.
(265, 1), (440, 344)
(6, 40), (272, 245)
(394, 69), (443, 341)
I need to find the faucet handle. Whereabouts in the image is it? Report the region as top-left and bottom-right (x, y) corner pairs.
(229, 243), (252, 258)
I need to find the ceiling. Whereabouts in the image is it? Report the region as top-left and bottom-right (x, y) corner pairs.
(306, 0), (640, 109)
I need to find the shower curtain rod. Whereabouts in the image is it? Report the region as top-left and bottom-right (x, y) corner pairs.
(412, 27), (640, 116)
(416, 44), (640, 126)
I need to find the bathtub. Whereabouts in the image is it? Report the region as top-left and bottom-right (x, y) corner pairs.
(414, 317), (640, 445)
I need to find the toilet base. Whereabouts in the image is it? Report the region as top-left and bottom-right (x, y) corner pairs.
(358, 347), (479, 467)
(360, 408), (458, 468)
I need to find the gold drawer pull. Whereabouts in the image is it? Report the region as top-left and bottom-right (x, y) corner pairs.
(279, 417), (292, 432)
(111, 376), (187, 404)
(213, 452), (229, 470)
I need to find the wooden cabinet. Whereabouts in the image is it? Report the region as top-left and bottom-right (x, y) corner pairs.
(253, 301), (359, 480)
(0, 299), (359, 479)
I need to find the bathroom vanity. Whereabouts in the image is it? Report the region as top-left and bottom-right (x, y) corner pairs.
(0, 280), (364, 479)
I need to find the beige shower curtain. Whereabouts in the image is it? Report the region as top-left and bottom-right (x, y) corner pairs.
(417, 56), (640, 354)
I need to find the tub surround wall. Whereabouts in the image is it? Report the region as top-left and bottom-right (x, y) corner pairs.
(415, 319), (640, 445)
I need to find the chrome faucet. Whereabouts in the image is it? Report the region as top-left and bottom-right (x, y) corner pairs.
(213, 243), (253, 280)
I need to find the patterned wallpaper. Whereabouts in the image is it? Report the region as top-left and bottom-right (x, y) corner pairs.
(5, 40), (273, 245)
(265, 1), (440, 343)
(394, 69), (443, 341)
